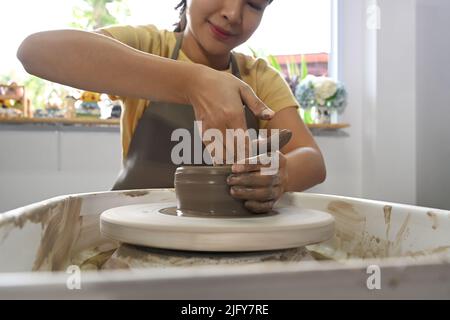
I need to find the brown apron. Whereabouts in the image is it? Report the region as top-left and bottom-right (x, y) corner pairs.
(112, 33), (259, 190)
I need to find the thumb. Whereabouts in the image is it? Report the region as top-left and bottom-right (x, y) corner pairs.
(240, 85), (275, 120)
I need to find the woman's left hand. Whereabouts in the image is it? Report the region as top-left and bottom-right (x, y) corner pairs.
(227, 152), (288, 214)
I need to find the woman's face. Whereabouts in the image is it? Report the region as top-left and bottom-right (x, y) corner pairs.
(186, 0), (269, 55)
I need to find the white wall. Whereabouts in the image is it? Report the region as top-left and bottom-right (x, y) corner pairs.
(329, 0), (419, 206)
(0, 126), (122, 212)
(337, 0), (450, 210)
(361, 0), (417, 205)
(416, 0), (450, 210)
(356, 0), (450, 209)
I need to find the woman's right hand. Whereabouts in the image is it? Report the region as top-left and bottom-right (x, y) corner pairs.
(185, 65), (275, 164)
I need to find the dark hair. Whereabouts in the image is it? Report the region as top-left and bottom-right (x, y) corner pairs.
(173, 0), (273, 32)
(174, 0), (188, 32)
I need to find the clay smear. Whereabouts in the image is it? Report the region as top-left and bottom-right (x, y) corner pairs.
(427, 211), (439, 230)
(310, 201), (413, 260)
(32, 197), (83, 271)
(384, 205), (392, 238)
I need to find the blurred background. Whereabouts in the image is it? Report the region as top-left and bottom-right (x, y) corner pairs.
(1, 0), (449, 212)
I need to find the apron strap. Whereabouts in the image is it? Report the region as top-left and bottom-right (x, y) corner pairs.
(230, 52), (241, 79)
(171, 32), (184, 60)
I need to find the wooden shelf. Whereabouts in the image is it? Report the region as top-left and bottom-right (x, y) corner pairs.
(0, 117), (349, 129)
(0, 94), (22, 100)
(306, 123), (350, 129)
(0, 117), (120, 126)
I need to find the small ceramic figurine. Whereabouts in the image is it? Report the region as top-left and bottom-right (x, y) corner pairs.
(63, 95), (77, 119)
(77, 91), (101, 118)
(0, 99), (22, 118)
(45, 88), (65, 118)
(0, 83), (23, 118)
(5, 82), (24, 99)
(0, 99), (12, 109)
(1, 82), (22, 109)
(109, 100), (122, 119)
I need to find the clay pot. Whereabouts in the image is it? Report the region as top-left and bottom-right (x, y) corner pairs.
(175, 165), (253, 217)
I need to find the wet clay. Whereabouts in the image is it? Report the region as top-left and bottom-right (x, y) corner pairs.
(172, 165), (257, 217)
(166, 129), (293, 218)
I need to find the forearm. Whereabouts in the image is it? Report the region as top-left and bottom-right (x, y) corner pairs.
(17, 30), (195, 104)
(284, 147), (326, 192)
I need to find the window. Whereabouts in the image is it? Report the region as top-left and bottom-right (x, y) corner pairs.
(236, 0), (332, 77)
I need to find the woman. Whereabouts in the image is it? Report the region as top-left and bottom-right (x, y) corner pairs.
(17, 0), (326, 213)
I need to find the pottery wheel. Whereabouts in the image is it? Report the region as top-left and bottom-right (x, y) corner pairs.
(100, 201), (335, 252)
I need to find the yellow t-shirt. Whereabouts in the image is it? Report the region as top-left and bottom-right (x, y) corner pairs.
(99, 24), (299, 160)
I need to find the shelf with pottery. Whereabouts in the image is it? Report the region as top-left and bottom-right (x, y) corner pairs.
(0, 116), (120, 126)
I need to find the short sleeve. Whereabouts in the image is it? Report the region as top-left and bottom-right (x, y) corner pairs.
(255, 59), (299, 128)
(97, 24), (162, 55)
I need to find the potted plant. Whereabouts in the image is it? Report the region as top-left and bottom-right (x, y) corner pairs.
(295, 75), (347, 124)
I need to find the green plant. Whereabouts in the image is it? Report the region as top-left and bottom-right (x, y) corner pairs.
(267, 55), (282, 72)
(286, 57), (300, 79)
(0, 73), (12, 84)
(247, 47), (311, 97)
(23, 77), (48, 110)
(70, 0), (131, 30)
(246, 49), (314, 123)
(300, 54), (308, 81)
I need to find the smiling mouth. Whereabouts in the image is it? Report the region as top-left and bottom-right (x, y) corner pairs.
(208, 21), (236, 40)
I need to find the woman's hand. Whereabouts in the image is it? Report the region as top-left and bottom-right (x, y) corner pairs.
(186, 65), (274, 163)
(227, 152), (288, 214)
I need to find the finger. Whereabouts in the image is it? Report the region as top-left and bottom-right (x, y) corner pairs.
(232, 152), (280, 173)
(203, 124), (252, 165)
(230, 185), (283, 202)
(227, 172), (281, 187)
(245, 200), (275, 214)
(240, 85), (275, 120)
(225, 127), (252, 163)
(203, 124), (227, 165)
(223, 106), (251, 163)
